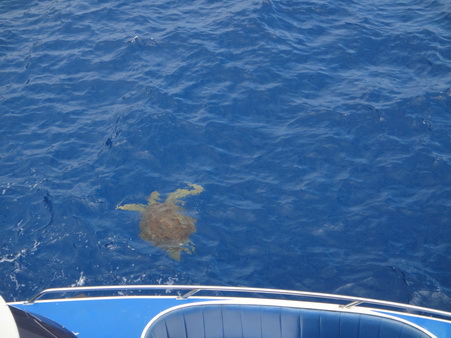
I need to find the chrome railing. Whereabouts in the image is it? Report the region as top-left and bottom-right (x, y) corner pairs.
(25, 284), (451, 320)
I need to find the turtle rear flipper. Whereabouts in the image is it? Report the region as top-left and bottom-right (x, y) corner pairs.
(167, 248), (181, 261)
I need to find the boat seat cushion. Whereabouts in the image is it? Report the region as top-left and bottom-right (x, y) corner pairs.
(143, 303), (432, 338)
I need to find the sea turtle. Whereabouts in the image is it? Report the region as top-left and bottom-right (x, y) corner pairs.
(116, 183), (203, 261)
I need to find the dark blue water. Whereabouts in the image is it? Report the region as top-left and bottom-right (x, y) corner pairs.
(1, 0), (450, 311)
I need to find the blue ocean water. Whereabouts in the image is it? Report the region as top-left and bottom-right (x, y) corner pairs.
(1, 0), (450, 311)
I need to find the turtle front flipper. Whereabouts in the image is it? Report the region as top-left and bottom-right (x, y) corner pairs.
(165, 183), (204, 204)
(116, 203), (147, 212)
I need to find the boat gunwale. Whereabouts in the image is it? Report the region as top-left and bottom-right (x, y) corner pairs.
(23, 284), (451, 320)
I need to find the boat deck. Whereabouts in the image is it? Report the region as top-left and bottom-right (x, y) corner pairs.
(9, 285), (451, 338)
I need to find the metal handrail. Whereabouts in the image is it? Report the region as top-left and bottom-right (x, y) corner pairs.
(25, 284), (451, 319)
